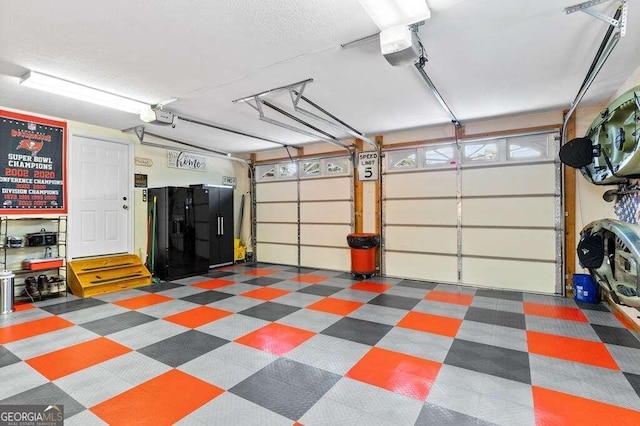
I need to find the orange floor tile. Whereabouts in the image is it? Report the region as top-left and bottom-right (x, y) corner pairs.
(114, 293), (173, 310)
(26, 337), (132, 380)
(533, 386), (640, 425)
(398, 311), (462, 338)
(346, 347), (441, 400)
(243, 268), (279, 277)
(0, 316), (73, 344)
(241, 287), (290, 301)
(13, 302), (36, 311)
(527, 331), (619, 370)
(235, 323), (315, 356)
(91, 369), (223, 426)
(193, 278), (235, 290)
(163, 306), (232, 328)
(425, 290), (474, 306)
(349, 282), (392, 293)
(292, 274), (328, 284)
(523, 302), (588, 322)
(307, 297), (364, 316)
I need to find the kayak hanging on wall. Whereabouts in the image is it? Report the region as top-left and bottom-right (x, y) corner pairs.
(560, 85), (640, 185)
(578, 218), (640, 308)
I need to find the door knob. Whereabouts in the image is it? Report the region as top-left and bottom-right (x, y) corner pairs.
(123, 205), (129, 210)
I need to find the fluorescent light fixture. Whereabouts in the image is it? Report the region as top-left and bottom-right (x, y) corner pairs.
(358, 0), (430, 30)
(20, 71), (148, 114)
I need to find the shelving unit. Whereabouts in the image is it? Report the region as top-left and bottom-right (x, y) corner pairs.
(0, 216), (67, 302)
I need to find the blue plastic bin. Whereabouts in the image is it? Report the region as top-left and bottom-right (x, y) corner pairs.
(573, 273), (599, 304)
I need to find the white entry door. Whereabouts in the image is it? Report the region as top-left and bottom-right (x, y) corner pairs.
(69, 135), (131, 259)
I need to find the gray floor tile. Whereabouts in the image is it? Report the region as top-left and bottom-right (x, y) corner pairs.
(471, 296), (524, 314)
(376, 327), (454, 362)
(153, 285), (207, 299)
(384, 285), (431, 299)
(98, 351), (172, 386)
(582, 309), (627, 327)
(59, 303), (129, 325)
(0, 382), (85, 418)
(80, 311), (156, 336)
(65, 409), (109, 426)
(204, 342), (278, 370)
(434, 284), (477, 295)
(522, 293), (577, 306)
(137, 299), (200, 318)
(91, 289), (147, 303)
(465, 307), (526, 329)
(271, 280), (312, 292)
(212, 282), (261, 295)
(456, 320), (528, 352)
(300, 393), (398, 426)
(0, 345), (20, 368)
(106, 319), (188, 350)
(412, 300), (469, 319)
(137, 330), (228, 367)
(178, 351), (263, 390)
(331, 289), (379, 303)
(348, 304), (408, 326)
(0, 307), (53, 326)
(285, 337), (369, 375)
(206, 295), (265, 311)
(5, 326), (99, 360)
(276, 309), (341, 332)
(321, 317), (392, 346)
(196, 314), (269, 340)
(239, 302), (300, 322)
(53, 363), (134, 407)
(0, 362), (49, 400)
(322, 277), (362, 288)
(529, 354), (640, 410)
(178, 392), (292, 426)
(270, 292), (323, 308)
(444, 339), (530, 384)
(525, 315), (601, 341)
(607, 344), (640, 375)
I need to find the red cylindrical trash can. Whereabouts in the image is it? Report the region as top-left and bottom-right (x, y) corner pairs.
(347, 233), (379, 278)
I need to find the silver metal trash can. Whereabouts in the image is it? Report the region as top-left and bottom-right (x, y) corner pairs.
(0, 270), (15, 315)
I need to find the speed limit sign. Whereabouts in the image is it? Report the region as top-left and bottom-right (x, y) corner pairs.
(357, 152), (379, 181)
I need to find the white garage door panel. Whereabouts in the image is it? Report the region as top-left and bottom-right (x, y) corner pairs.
(301, 201), (351, 223)
(257, 223), (297, 244)
(462, 228), (556, 260)
(386, 226), (457, 254)
(257, 243), (297, 265)
(385, 171), (456, 198)
(300, 178), (350, 201)
(301, 247), (350, 271)
(462, 198), (556, 227)
(385, 252), (458, 283)
(257, 203), (297, 222)
(300, 224), (351, 247)
(462, 163), (556, 196)
(256, 181), (297, 202)
(462, 258), (556, 293)
(385, 199), (457, 226)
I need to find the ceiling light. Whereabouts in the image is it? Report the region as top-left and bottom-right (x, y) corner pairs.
(358, 0), (430, 30)
(20, 71), (148, 114)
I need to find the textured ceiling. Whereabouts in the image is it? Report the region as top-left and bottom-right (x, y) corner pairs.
(0, 0), (639, 154)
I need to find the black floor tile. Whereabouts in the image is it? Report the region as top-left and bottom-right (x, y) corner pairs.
(262, 358), (341, 395)
(335, 272), (358, 280)
(575, 301), (610, 312)
(180, 290), (234, 305)
(40, 298), (107, 315)
(624, 372), (640, 397)
(321, 317), (392, 346)
(80, 311), (156, 335)
(137, 282), (184, 293)
(0, 383), (85, 418)
(397, 280), (438, 290)
(287, 267), (317, 274)
(592, 324), (640, 349)
(0, 346), (20, 368)
(415, 402), (495, 425)
(239, 302), (300, 322)
(368, 294), (421, 310)
(465, 307), (526, 330)
(297, 285), (342, 297)
(243, 277), (283, 287)
(206, 270), (236, 278)
(137, 330), (228, 367)
(444, 339), (531, 384)
(475, 289), (523, 302)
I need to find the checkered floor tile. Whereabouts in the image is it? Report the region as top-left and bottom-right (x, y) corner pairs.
(1, 262), (640, 425)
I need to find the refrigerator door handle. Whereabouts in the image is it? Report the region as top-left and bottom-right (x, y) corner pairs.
(217, 216), (222, 236)
(220, 216), (224, 236)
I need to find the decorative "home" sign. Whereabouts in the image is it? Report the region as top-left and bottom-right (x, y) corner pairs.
(167, 150), (206, 172)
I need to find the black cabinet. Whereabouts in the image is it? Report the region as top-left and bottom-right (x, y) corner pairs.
(148, 187), (210, 280)
(192, 184), (234, 267)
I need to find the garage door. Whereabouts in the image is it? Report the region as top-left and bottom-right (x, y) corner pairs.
(383, 131), (561, 293)
(255, 156), (353, 269)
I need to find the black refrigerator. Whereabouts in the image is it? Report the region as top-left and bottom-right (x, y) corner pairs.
(192, 184), (234, 267)
(148, 186), (210, 280)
